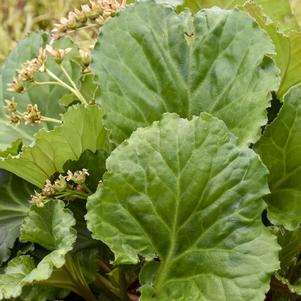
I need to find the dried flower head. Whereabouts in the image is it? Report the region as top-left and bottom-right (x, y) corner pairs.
(23, 104), (42, 125)
(79, 49), (92, 67)
(66, 170), (74, 182)
(95, 15), (105, 25)
(7, 112), (21, 126)
(88, 1), (103, 19)
(75, 7), (88, 23)
(31, 191), (46, 207)
(53, 175), (68, 192)
(46, 45), (72, 64)
(7, 47), (47, 94)
(37, 48), (47, 72)
(67, 12), (79, 29)
(51, 0), (126, 39)
(5, 98), (17, 112)
(7, 77), (25, 93)
(42, 179), (56, 197)
(73, 168), (90, 184)
(65, 168), (89, 184)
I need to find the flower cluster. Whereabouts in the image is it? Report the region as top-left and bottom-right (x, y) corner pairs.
(7, 48), (47, 93)
(5, 99), (43, 126)
(45, 45), (72, 64)
(30, 169), (90, 207)
(79, 49), (92, 68)
(51, 0), (126, 39)
(66, 168), (90, 185)
(7, 45), (74, 93)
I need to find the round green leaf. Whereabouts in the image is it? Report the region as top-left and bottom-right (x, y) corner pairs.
(87, 113), (279, 301)
(92, 1), (278, 145)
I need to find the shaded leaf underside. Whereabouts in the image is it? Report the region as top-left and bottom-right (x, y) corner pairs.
(0, 171), (34, 264)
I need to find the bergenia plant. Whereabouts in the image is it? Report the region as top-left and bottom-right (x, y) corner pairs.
(0, 0), (301, 300)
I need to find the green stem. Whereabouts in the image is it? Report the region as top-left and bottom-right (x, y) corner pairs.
(119, 268), (129, 301)
(55, 190), (89, 200)
(60, 65), (88, 105)
(77, 284), (99, 301)
(46, 68), (88, 105)
(96, 274), (121, 301)
(41, 116), (63, 124)
(34, 80), (66, 88)
(64, 255), (98, 301)
(64, 23), (100, 35)
(65, 188), (90, 198)
(81, 183), (93, 194)
(96, 259), (111, 273)
(60, 64), (79, 91)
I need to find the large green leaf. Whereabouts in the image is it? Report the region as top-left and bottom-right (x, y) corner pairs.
(92, 1), (278, 145)
(0, 105), (108, 188)
(0, 200), (76, 299)
(179, 0), (299, 32)
(86, 113), (279, 301)
(255, 85), (301, 230)
(0, 171), (34, 264)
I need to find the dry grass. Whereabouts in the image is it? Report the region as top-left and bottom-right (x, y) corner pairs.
(0, 0), (83, 63)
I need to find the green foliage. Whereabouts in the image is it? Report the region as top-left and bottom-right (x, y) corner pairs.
(0, 104), (108, 187)
(255, 86), (301, 230)
(92, 1), (278, 145)
(86, 113), (279, 300)
(0, 171), (34, 264)
(0, 201), (76, 299)
(1, 0), (301, 300)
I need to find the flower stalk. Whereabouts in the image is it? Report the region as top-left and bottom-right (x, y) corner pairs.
(30, 169), (92, 207)
(51, 0), (126, 40)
